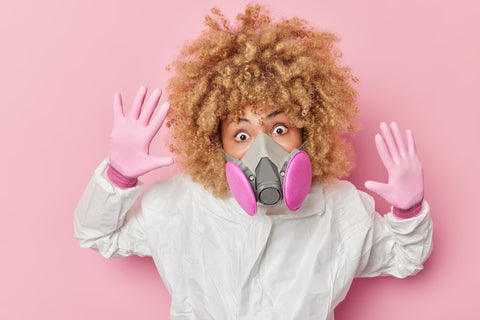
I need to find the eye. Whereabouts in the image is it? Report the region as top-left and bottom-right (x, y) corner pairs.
(234, 132), (250, 142)
(272, 125), (288, 136)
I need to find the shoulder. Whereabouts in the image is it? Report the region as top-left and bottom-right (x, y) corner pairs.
(141, 173), (222, 213)
(141, 173), (196, 211)
(323, 180), (356, 195)
(323, 180), (364, 203)
(322, 180), (375, 226)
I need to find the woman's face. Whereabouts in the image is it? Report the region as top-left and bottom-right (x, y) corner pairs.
(221, 107), (303, 159)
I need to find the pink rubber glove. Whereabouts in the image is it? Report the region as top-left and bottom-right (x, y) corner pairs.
(107, 86), (173, 188)
(364, 122), (424, 219)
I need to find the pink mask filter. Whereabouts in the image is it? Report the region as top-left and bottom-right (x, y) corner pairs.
(225, 133), (312, 216)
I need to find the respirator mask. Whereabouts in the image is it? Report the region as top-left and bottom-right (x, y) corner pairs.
(225, 133), (312, 216)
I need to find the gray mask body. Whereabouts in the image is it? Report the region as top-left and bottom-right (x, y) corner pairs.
(225, 133), (297, 206)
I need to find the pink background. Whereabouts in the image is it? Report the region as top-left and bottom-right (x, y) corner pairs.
(1, 0), (479, 319)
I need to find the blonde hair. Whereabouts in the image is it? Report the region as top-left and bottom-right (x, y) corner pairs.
(167, 4), (359, 197)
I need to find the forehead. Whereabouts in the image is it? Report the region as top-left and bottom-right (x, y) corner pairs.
(223, 105), (288, 124)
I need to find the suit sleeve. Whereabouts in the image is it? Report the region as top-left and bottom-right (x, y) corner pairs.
(74, 159), (151, 258)
(355, 191), (433, 279)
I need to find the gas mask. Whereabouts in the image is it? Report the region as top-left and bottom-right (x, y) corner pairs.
(225, 133), (312, 216)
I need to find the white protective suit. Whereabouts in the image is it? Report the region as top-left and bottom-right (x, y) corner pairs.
(74, 159), (433, 320)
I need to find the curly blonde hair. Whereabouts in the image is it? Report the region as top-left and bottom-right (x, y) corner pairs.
(166, 4), (358, 197)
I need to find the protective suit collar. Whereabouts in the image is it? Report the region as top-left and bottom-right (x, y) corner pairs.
(185, 164), (324, 223)
(222, 182), (326, 222)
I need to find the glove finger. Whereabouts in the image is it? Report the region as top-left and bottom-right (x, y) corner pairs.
(380, 122), (400, 162)
(364, 180), (390, 197)
(406, 129), (417, 155)
(113, 92), (124, 121)
(128, 86), (148, 120)
(390, 122), (406, 156)
(375, 134), (394, 171)
(148, 101), (170, 139)
(139, 88), (162, 126)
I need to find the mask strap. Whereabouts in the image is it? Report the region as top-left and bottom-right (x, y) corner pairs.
(224, 152), (237, 162)
(298, 142), (307, 152)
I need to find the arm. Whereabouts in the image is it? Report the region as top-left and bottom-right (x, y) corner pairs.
(74, 86), (173, 258)
(356, 122), (432, 277)
(74, 159), (149, 258)
(355, 191), (433, 278)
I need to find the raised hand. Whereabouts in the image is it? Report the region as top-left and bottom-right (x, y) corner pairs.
(108, 86), (173, 180)
(364, 122), (424, 212)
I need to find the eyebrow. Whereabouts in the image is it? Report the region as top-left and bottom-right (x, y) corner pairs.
(266, 110), (283, 119)
(237, 110), (283, 123)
